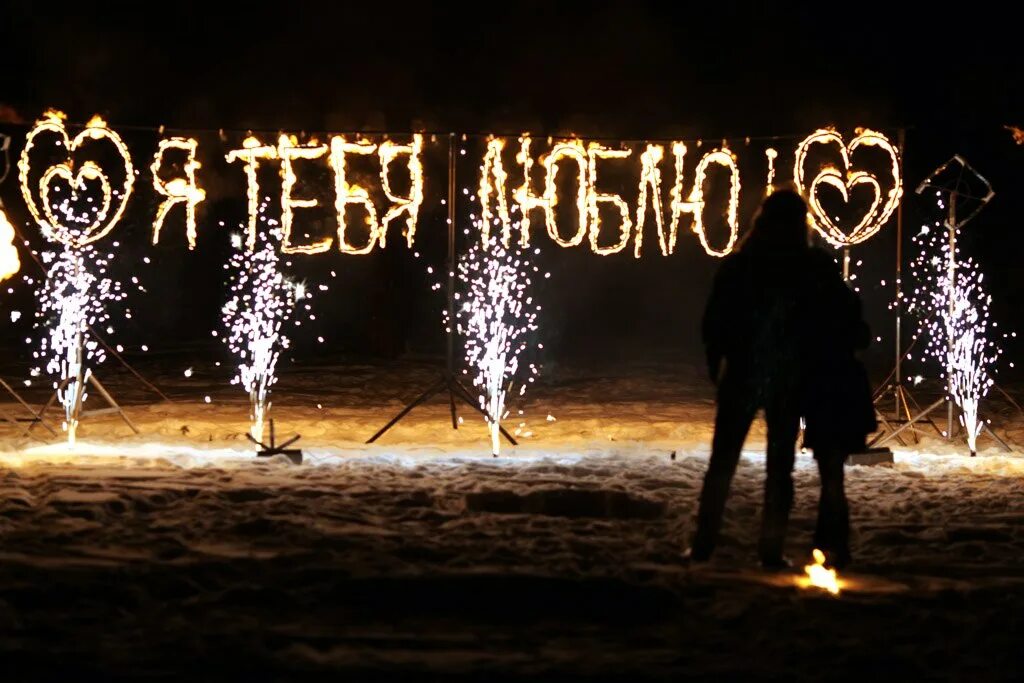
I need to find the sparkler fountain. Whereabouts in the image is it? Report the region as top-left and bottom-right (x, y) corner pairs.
(21, 121), (137, 443)
(455, 215), (541, 456)
(32, 243), (130, 444)
(877, 156), (1011, 455)
(220, 197), (307, 443)
(908, 198), (1002, 454)
(16, 111), (149, 444)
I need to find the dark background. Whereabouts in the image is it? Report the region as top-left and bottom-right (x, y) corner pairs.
(0, 1), (1021, 386)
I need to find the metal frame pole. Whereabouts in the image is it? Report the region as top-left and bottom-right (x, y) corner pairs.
(446, 133), (458, 428)
(946, 193), (957, 438)
(367, 134), (516, 448)
(894, 129), (905, 417)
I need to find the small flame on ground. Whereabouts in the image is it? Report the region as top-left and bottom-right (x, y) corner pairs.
(801, 549), (841, 595)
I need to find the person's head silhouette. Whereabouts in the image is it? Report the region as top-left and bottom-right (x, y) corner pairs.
(743, 186), (810, 251)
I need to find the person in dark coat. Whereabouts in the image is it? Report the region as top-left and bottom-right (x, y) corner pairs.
(802, 268), (876, 570)
(687, 187), (846, 569)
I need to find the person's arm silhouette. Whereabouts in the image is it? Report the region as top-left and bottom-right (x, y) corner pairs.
(702, 257), (738, 385)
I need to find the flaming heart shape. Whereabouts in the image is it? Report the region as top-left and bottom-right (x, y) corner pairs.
(18, 110), (135, 247)
(793, 128), (902, 247)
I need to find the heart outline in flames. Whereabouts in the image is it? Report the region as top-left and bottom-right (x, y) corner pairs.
(793, 128), (902, 248)
(18, 110), (135, 248)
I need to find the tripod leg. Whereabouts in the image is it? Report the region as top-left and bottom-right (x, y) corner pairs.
(872, 364), (898, 399)
(873, 397), (946, 447)
(872, 409), (903, 447)
(29, 388), (61, 435)
(69, 376), (87, 441)
(980, 421), (1013, 453)
(993, 384), (1024, 416)
(876, 387), (908, 447)
(893, 387), (914, 445)
(450, 379), (518, 446)
(448, 380), (459, 430)
(870, 385), (907, 447)
(0, 377), (58, 437)
(900, 387), (943, 439)
(366, 375), (447, 444)
(0, 406), (22, 432)
(89, 325), (173, 404)
(88, 375), (140, 435)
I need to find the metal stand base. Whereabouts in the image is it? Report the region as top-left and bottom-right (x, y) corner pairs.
(847, 447), (894, 466)
(367, 372), (518, 447)
(873, 394), (1011, 455)
(871, 381), (943, 446)
(31, 373), (140, 437)
(247, 419), (302, 465)
(367, 134), (518, 451)
(0, 377), (58, 438)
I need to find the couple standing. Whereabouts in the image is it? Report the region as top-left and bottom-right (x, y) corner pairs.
(688, 187), (876, 570)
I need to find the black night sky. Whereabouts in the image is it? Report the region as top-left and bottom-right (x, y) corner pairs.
(0, 2), (1021, 376)
(3, 3), (1019, 135)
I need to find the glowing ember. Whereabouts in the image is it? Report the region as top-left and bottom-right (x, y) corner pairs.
(802, 549), (841, 595)
(456, 198), (542, 455)
(220, 197), (308, 443)
(764, 147), (778, 195)
(0, 207), (22, 281)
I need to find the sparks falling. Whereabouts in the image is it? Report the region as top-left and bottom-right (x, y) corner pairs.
(220, 197), (307, 443)
(455, 211), (542, 456)
(907, 196), (1002, 453)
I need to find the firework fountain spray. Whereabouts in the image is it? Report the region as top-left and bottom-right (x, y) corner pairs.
(29, 184), (136, 445)
(33, 243), (130, 445)
(17, 111), (138, 445)
(454, 210), (542, 456)
(908, 193), (1002, 454)
(220, 197), (308, 443)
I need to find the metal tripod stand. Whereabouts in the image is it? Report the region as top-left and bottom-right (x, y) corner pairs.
(367, 134), (516, 447)
(870, 130), (942, 446)
(873, 156), (1011, 455)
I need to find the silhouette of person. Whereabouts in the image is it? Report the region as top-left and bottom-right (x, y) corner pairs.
(688, 187), (846, 569)
(802, 264), (876, 569)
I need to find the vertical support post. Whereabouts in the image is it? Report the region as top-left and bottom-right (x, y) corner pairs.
(446, 133), (459, 429)
(946, 192), (957, 438)
(68, 312), (86, 445)
(841, 247), (851, 281)
(894, 128), (906, 417)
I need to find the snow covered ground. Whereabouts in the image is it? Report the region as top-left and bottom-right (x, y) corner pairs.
(0, 361), (1022, 680)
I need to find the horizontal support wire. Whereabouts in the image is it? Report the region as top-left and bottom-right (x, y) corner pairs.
(0, 121), (915, 146)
